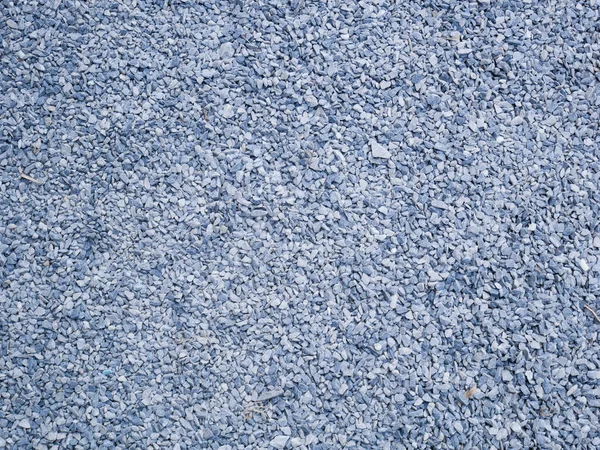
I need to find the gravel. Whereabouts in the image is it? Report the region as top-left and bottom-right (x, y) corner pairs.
(1, 0), (600, 449)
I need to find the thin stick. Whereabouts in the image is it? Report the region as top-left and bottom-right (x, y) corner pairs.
(408, 38), (413, 53)
(584, 305), (600, 324)
(18, 167), (42, 184)
(203, 107), (208, 122)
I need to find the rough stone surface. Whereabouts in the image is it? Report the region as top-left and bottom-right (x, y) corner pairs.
(1, 1), (600, 449)
(370, 140), (391, 159)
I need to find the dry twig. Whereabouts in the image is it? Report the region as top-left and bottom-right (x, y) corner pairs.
(584, 305), (600, 324)
(18, 167), (42, 184)
(242, 402), (271, 421)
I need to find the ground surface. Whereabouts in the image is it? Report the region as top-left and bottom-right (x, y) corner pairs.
(1, 0), (600, 449)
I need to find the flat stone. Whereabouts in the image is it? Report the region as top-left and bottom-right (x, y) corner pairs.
(370, 140), (391, 159)
(221, 104), (234, 118)
(270, 435), (289, 449)
(290, 437), (304, 447)
(257, 388), (284, 402)
(588, 370), (600, 380)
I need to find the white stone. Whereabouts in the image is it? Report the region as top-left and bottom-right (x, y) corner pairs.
(221, 104), (234, 119)
(270, 435), (289, 449)
(588, 370), (600, 379)
(219, 42), (235, 59)
(290, 438), (304, 448)
(370, 140), (391, 159)
(501, 370), (513, 382)
(496, 428), (509, 440)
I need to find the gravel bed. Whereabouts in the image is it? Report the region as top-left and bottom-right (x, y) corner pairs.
(1, 0), (600, 449)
